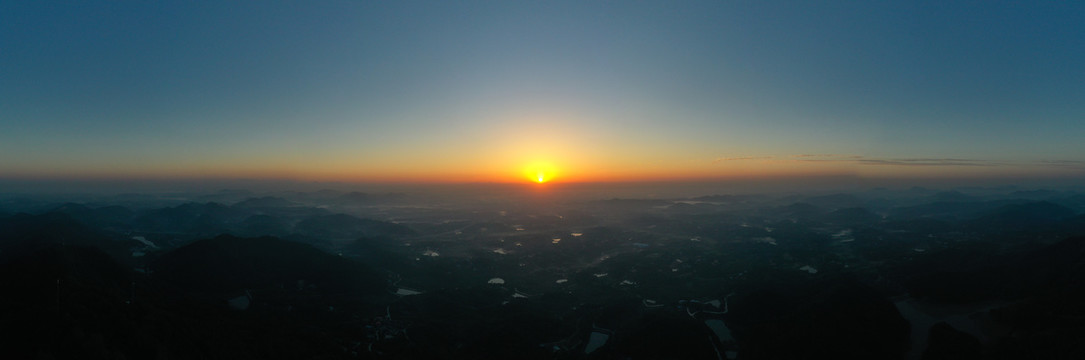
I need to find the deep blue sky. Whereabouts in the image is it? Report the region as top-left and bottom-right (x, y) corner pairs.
(2, 1), (1084, 182)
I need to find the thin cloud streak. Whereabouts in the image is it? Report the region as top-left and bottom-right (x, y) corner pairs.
(705, 153), (1085, 173)
(712, 156), (774, 164)
(784, 154), (995, 167)
(853, 158), (994, 167)
(711, 154), (1085, 169)
(789, 154), (855, 159)
(1038, 160), (1085, 166)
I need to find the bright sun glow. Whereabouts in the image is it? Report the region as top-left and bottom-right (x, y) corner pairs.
(523, 162), (557, 183)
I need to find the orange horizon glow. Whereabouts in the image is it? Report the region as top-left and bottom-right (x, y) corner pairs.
(522, 162), (557, 183)
(7, 103), (1079, 185)
(5, 146), (1085, 184)
(6, 165), (1085, 186)
(8, 164), (1083, 184)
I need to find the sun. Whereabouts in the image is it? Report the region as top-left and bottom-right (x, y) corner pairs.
(523, 162), (557, 183)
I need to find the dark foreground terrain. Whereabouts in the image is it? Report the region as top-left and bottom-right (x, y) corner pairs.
(2, 186), (1084, 359)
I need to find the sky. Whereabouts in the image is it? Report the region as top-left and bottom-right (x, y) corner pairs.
(2, 1), (1084, 184)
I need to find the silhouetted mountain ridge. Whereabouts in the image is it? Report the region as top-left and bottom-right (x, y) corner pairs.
(232, 196), (297, 208)
(294, 213), (414, 239)
(0, 212), (134, 262)
(153, 234), (385, 297)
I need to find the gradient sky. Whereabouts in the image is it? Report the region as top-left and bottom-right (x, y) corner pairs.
(3, 1), (1084, 183)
